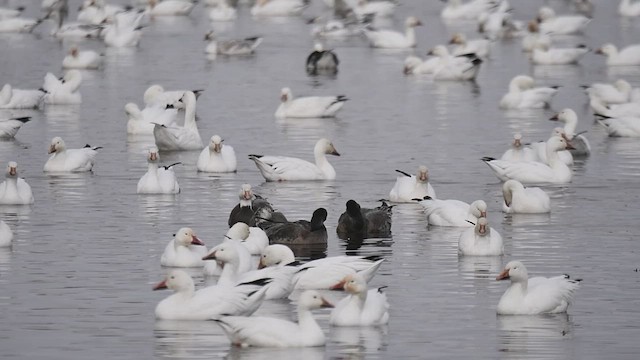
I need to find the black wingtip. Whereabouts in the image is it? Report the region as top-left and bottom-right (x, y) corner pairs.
(163, 162), (182, 170)
(248, 154), (263, 159)
(481, 156), (495, 162)
(395, 169), (411, 177)
(237, 278), (272, 287)
(12, 117), (31, 123)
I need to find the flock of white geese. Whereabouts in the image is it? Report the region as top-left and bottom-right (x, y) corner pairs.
(0, 0), (639, 349)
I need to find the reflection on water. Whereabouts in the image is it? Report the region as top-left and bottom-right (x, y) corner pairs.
(154, 320), (227, 360)
(225, 345), (326, 360)
(497, 314), (573, 360)
(330, 326), (388, 359)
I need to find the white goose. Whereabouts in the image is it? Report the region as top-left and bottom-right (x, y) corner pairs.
(42, 70), (83, 105)
(0, 116), (30, 139)
(160, 227), (207, 267)
(251, 0), (306, 17)
(243, 227), (270, 256)
(125, 102), (177, 135)
(329, 273), (389, 326)
(0, 162), (34, 205)
(209, 0), (237, 21)
(502, 179), (550, 214)
(458, 217), (503, 256)
(204, 31), (263, 56)
(143, 85), (202, 109)
(598, 116), (640, 137)
(45, 10), (102, 39)
(595, 43), (640, 66)
(0, 84), (44, 109)
(216, 290), (333, 347)
(153, 91), (203, 151)
(590, 98), (640, 118)
(103, 10), (144, 48)
(530, 128), (574, 166)
(403, 55), (440, 75)
(196, 135), (237, 173)
(153, 269), (269, 320)
(137, 147), (180, 194)
(147, 0), (195, 16)
(531, 43), (589, 65)
(482, 135), (574, 184)
(414, 197), (487, 227)
(449, 32), (491, 59)
(619, 0), (640, 17)
(389, 165), (436, 203)
(535, 6), (590, 35)
(0, 220), (12, 247)
(549, 109), (591, 157)
(204, 223), (255, 276)
(521, 21), (552, 53)
(249, 138), (340, 181)
(496, 260), (581, 315)
(583, 79), (632, 104)
(352, 0), (397, 19)
(440, 0), (495, 21)
(426, 45), (483, 81)
(0, 17), (42, 33)
(43, 137), (101, 173)
(500, 75), (559, 109)
(500, 134), (538, 162)
(363, 16), (422, 49)
(275, 87), (347, 118)
(62, 46), (102, 69)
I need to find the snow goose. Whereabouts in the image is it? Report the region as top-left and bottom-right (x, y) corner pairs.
(336, 200), (392, 240)
(43, 137), (101, 173)
(595, 43), (640, 66)
(502, 179), (550, 214)
(103, 10), (144, 47)
(275, 88), (347, 118)
(204, 31), (263, 56)
(590, 98), (640, 118)
(549, 109), (590, 156)
(227, 184), (288, 228)
(249, 138), (340, 181)
(216, 290), (333, 347)
(263, 208), (328, 246)
(209, 0), (237, 21)
(500, 134), (537, 162)
(0, 162), (34, 205)
(329, 273), (389, 326)
(147, 0), (195, 16)
(476, 1), (520, 40)
(598, 116), (640, 137)
(251, 0), (306, 17)
(137, 147), (180, 194)
(529, 128), (573, 166)
(153, 91), (203, 151)
(310, 17), (357, 39)
(0, 6), (24, 19)
(45, 9), (102, 39)
(583, 79), (632, 104)
(160, 227), (207, 267)
(531, 43), (589, 65)
(153, 269), (269, 320)
(449, 32), (491, 59)
(482, 135), (574, 184)
(242, 227), (270, 256)
(0, 16), (42, 33)
(143, 85), (203, 109)
(204, 223), (255, 276)
(535, 6), (590, 35)
(521, 22), (552, 53)
(426, 45), (483, 81)
(619, 0), (640, 17)
(440, 0), (496, 21)
(363, 16), (422, 49)
(0, 117), (30, 139)
(42, 70), (83, 105)
(0, 84), (44, 109)
(458, 217), (503, 256)
(62, 46), (102, 69)
(389, 166), (436, 203)
(77, 0), (124, 25)
(352, 0), (397, 19)
(125, 102), (177, 135)
(306, 43), (339, 75)
(403, 55), (439, 75)
(499, 75), (559, 109)
(496, 260), (581, 315)
(196, 135), (237, 173)
(0, 220), (12, 247)
(414, 197), (487, 227)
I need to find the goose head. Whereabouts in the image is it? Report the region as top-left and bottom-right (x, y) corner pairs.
(226, 222), (250, 240)
(124, 102), (142, 119)
(475, 217), (490, 236)
(239, 183), (253, 201)
(310, 208), (328, 228)
(48, 137), (66, 154)
(6, 161), (18, 177)
(496, 260), (528, 282)
(315, 138), (340, 157)
(427, 45), (449, 57)
(614, 79), (632, 92)
(62, 70), (83, 88)
(153, 269), (194, 292)
(204, 30), (215, 41)
(512, 133), (523, 148)
(345, 200), (362, 217)
(297, 290), (334, 310)
(147, 147), (159, 163)
(547, 134), (575, 152)
(280, 87), (292, 102)
(202, 241), (237, 264)
(174, 227), (204, 247)
(595, 43), (617, 56)
(527, 20), (539, 33)
(403, 56), (423, 74)
(313, 43), (324, 52)
(449, 32), (466, 45)
(333, 273), (367, 294)
(69, 45), (79, 58)
(502, 179), (524, 207)
(209, 135), (223, 153)
(144, 85), (165, 105)
(405, 16), (422, 28)
(258, 244), (295, 269)
(469, 200), (487, 218)
(510, 75), (535, 91)
(417, 165), (429, 182)
(536, 6), (556, 22)
(549, 109), (578, 129)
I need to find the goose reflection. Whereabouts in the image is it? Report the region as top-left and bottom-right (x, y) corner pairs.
(225, 345), (325, 360)
(497, 313), (574, 359)
(330, 326), (388, 359)
(154, 320), (225, 359)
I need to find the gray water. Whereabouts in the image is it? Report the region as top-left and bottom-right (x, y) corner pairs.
(1, 0), (640, 359)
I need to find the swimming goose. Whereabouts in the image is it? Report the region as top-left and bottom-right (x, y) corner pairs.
(531, 43), (589, 65)
(306, 43), (339, 75)
(125, 102), (177, 135)
(215, 290), (333, 347)
(583, 79), (632, 104)
(42, 70), (83, 105)
(0, 220), (12, 247)
(414, 197), (487, 227)
(590, 98), (640, 118)
(45, 9), (102, 39)
(403, 55), (439, 75)
(440, 0), (496, 21)
(500, 134), (537, 162)
(619, 0), (640, 17)
(44, 137), (101, 173)
(251, 0), (307, 17)
(209, 0), (237, 21)
(137, 147), (180, 194)
(204, 31), (263, 56)
(0, 117), (30, 139)
(196, 135), (237, 173)
(363, 16), (422, 49)
(336, 200), (392, 240)
(521, 22), (552, 53)
(275, 88), (347, 118)
(249, 138), (340, 181)
(449, 32), (491, 59)
(426, 45), (483, 81)
(62, 46), (102, 69)
(153, 269), (269, 320)
(529, 128), (574, 166)
(598, 116), (640, 137)
(0, 162), (34, 205)
(77, 0), (125, 25)
(147, 0), (195, 16)
(549, 109), (590, 157)
(103, 9), (144, 47)
(204, 223), (256, 276)
(153, 91), (203, 151)
(263, 208), (328, 246)
(310, 17), (358, 39)
(535, 6), (590, 35)
(482, 135), (574, 184)
(227, 184), (288, 228)
(500, 75), (559, 109)
(0, 16), (43, 33)
(502, 179), (550, 214)
(595, 43), (640, 66)
(389, 166), (436, 203)
(496, 260), (581, 315)
(458, 217), (503, 256)
(160, 227), (207, 267)
(329, 273), (389, 326)
(143, 85), (203, 109)
(0, 84), (44, 109)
